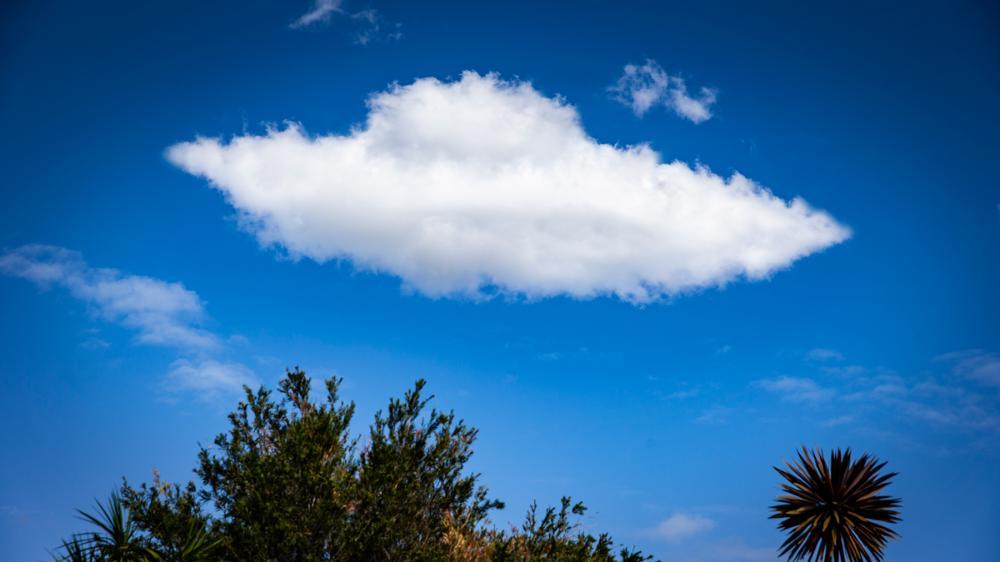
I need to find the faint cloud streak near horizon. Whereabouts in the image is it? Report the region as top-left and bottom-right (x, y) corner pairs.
(751, 351), (1000, 437)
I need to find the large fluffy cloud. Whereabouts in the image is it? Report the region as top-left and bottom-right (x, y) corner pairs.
(168, 71), (850, 302)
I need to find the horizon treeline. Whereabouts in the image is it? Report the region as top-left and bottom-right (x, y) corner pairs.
(56, 369), (652, 562)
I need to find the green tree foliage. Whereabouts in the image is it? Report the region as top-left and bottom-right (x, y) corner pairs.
(484, 498), (651, 562)
(194, 372), (357, 559)
(56, 369), (651, 562)
(349, 379), (502, 560)
(121, 477), (219, 561)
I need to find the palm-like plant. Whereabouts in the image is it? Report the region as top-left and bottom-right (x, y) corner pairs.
(771, 447), (901, 562)
(54, 536), (96, 562)
(56, 492), (149, 561)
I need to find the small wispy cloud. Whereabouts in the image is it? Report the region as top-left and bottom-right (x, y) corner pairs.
(290, 0), (344, 28)
(755, 376), (835, 402)
(0, 245), (217, 350)
(610, 59), (717, 123)
(854, 375), (1000, 431)
(937, 349), (1000, 388)
(648, 513), (716, 541)
(774, 349), (1000, 437)
(1, 244), (255, 399)
(350, 9), (402, 45)
(290, 0), (401, 44)
(166, 359), (258, 398)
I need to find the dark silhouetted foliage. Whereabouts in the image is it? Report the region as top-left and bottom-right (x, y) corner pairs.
(771, 447), (901, 562)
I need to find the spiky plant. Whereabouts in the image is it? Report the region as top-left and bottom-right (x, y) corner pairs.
(70, 492), (148, 561)
(771, 447), (901, 562)
(52, 536), (96, 562)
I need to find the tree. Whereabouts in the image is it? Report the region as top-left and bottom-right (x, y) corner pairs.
(193, 371), (357, 560)
(347, 379), (502, 560)
(120, 475), (219, 561)
(770, 447), (901, 562)
(485, 497), (651, 562)
(56, 369), (651, 561)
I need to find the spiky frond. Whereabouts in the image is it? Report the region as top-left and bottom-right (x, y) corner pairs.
(771, 447), (901, 562)
(73, 492), (148, 561)
(52, 536), (96, 562)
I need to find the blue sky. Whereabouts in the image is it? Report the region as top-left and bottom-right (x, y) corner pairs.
(1, 0), (998, 560)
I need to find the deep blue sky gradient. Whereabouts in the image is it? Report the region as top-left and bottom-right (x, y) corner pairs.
(1, 1), (998, 560)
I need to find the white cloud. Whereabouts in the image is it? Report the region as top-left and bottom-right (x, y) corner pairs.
(168, 71), (849, 303)
(0, 244), (256, 400)
(755, 376), (835, 402)
(350, 9), (402, 45)
(290, 1), (401, 43)
(649, 513), (716, 541)
(290, 0), (343, 28)
(0, 245), (217, 349)
(166, 359), (258, 397)
(611, 60), (718, 123)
